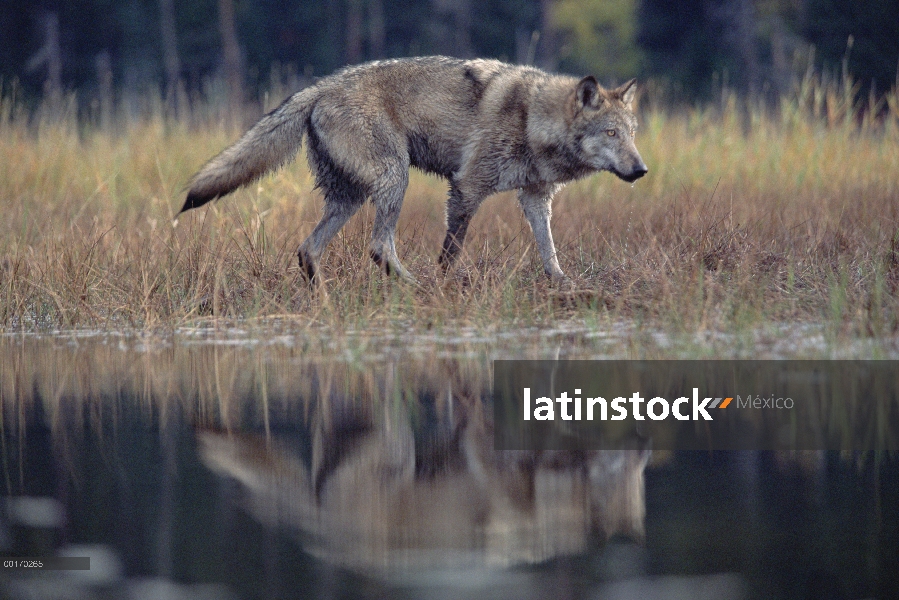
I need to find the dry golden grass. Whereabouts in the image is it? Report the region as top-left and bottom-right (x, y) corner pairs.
(1, 77), (898, 337)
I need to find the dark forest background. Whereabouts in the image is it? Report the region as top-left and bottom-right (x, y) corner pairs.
(1, 0), (898, 108)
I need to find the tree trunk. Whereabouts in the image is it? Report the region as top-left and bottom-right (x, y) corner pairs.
(158, 0), (181, 115)
(536, 0), (557, 71)
(326, 0), (342, 69)
(368, 0), (385, 59)
(217, 0), (244, 121)
(453, 0), (473, 57)
(95, 50), (114, 131)
(735, 0), (759, 95)
(26, 12), (63, 110)
(345, 0), (364, 64)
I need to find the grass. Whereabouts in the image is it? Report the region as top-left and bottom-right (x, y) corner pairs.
(1, 72), (898, 343)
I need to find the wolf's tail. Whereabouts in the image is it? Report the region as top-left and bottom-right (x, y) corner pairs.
(180, 86), (319, 213)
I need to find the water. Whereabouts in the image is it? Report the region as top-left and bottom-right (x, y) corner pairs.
(1, 325), (897, 599)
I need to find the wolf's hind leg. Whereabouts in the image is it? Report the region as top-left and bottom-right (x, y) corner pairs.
(370, 166), (416, 283)
(518, 184), (567, 282)
(298, 188), (364, 282)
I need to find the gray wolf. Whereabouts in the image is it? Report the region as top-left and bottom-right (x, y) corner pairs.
(181, 56), (647, 283)
(199, 395), (649, 572)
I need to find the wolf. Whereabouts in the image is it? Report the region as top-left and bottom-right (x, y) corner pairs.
(180, 56), (647, 283)
(198, 393), (650, 573)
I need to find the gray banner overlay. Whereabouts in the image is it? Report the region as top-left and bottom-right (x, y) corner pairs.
(493, 360), (899, 451)
(2, 557), (90, 570)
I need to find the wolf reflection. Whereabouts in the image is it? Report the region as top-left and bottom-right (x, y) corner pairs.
(199, 397), (649, 574)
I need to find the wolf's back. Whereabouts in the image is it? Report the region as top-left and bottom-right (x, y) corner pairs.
(180, 86), (319, 213)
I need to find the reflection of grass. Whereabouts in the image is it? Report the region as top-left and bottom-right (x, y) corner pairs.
(1, 76), (898, 339)
(0, 331), (494, 435)
(1, 333), (896, 455)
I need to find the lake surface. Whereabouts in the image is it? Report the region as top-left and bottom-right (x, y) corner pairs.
(1, 323), (897, 599)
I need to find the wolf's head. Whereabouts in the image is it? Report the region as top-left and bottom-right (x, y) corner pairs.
(571, 77), (648, 183)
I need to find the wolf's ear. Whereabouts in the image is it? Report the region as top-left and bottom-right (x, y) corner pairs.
(576, 76), (601, 109)
(617, 79), (638, 108)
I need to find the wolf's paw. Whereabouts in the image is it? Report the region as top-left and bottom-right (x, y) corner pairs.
(371, 250), (420, 286)
(549, 272), (576, 291)
(297, 250), (318, 284)
(438, 262), (475, 288)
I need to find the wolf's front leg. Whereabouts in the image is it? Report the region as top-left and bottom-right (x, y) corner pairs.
(438, 182), (485, 272)
(518, 185), (569, 283)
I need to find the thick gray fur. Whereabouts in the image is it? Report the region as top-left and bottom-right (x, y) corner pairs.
(182, 56), (648, 283)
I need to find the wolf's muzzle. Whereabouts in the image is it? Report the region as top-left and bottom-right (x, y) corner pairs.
(614, 163), (648, 183)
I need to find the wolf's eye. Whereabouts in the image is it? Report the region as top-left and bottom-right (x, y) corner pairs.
(606, 130), (616, 137)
